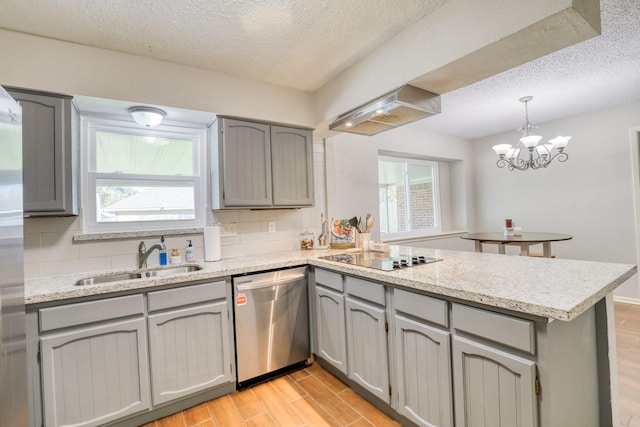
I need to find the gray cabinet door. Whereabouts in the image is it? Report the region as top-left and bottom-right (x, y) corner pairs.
(271, 126), (314, 206)
(8, 89), (77, 215)
(148, 300), (232, 405)
(345, 296), (389, 403)
(220, 118), (272, 207)
(315, 284), (347, 374)
(40, 318), (150, 427)
(394, 314), (453, 427)
(452, 336), (537, 427)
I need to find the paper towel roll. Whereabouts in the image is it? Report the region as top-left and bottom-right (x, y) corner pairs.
(204, 225), (221, 261)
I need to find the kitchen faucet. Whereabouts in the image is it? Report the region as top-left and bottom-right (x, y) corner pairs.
(138, 241), (163, 269)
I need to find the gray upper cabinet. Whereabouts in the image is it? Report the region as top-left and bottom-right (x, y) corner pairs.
(214, 118), (272, 207)
(211, 117), (314, 209)
(7, 88), (78, 216)
(271, 125), (314, 206)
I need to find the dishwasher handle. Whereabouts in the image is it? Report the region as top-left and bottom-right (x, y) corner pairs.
(235, 275), (305, 291)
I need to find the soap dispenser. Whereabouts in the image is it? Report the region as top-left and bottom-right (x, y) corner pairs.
(185, 240), (195, 262)
(159, 235), (168, 266)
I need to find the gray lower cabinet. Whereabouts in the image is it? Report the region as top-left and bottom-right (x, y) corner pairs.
(7, 87), (78, 216)
(147, 281), (233, 405)
(310, 268), (610, 427)
(39, 295), (150, 427)
(345, 277), (389, 404)
(314, 269), (347, 374)
(451, 303), (538, 427)
(452, 336), (537, 427)
(393, 289), (453, 427)
(210, 116), (314, 209)
(32, 280), (234, 427)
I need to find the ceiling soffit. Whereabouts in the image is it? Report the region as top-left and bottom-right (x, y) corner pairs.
(410, 4), (601, 94)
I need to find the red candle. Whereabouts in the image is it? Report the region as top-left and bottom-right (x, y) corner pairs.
(505, 218), (513, 228)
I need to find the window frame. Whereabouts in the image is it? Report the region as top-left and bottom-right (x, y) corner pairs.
(378, 155), (441, 240)
(81, 115), (207, 234)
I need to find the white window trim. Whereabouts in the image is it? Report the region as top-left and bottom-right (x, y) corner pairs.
(81, 115), (207, 234)
(378, 155), (441, 241)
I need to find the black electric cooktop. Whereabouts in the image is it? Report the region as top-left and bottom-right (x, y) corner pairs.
(319, 253), (442, 271)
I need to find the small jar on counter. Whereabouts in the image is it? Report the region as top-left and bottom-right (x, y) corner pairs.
(170, 248), (182, 264)
(299, 231), (315, 250)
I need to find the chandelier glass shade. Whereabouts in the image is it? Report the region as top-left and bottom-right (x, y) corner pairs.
(492, 96), (570, 171)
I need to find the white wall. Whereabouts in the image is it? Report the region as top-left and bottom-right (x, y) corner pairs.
(472, 99), (640, 299)
(325, 123), (474, 246)
(0, 29), (314, 127)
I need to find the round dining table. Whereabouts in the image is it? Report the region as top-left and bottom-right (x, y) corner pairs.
(460, 232), (573, 258)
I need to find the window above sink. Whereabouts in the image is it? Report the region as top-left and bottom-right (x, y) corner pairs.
(81, 116), (207, 234)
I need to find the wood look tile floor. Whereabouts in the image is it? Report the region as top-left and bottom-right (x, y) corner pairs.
(146, 302), (640, 427)
(142, 363), (400, 427)
(616, 302), (640, 427)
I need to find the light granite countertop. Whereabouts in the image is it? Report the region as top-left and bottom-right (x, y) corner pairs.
(25, 246), (636, 322)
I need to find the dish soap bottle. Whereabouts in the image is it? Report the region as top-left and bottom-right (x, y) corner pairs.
(185, 240), (195, 262)
(159, 235), (168, 266)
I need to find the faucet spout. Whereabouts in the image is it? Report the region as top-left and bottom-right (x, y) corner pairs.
(138, 241), (164, 269)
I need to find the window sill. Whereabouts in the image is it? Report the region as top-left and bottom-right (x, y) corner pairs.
(381, 230), (468, 245)
(73, 228), (203, 243)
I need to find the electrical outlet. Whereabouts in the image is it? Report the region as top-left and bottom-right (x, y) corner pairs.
(220, 223), (237, 237)
(268, 222), (276, 233)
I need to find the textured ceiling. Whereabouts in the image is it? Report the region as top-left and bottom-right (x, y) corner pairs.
(0, 0), (445, 92)
(422, 0), (640, 139)
(1, 0), (638, 139)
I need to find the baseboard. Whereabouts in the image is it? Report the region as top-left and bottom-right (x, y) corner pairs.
(613, 295), (640, 305)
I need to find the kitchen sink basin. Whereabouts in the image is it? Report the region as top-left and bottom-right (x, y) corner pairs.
(143, 265), (203, 277)
(75, 272), (144, 286)
(75, 265), (203, 286)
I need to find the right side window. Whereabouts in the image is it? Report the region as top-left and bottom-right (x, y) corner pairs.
(378, 156), (441, 240)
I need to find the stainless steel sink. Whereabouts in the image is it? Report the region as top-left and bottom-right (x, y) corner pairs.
(143, 265), (203, 277)
(75, 272), (144, 286)
(75, 265), (203, 286)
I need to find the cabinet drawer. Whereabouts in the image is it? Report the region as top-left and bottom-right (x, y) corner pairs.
(452, 303), (536, 355)
(315, 269), (343, 292)
(39, 294), (144, 332)
(394, 289), (448, 327)
(346, 276), (385, 306)
(148, 281), (227, 312)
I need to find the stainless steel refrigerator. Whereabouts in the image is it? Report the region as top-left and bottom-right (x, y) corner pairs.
(0, 85), (27, 426)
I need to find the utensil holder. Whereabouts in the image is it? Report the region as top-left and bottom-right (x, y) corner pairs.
(358, 232), (371, 251)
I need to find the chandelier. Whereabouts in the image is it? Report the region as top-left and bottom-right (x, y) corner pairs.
(492, 96), (570, 171)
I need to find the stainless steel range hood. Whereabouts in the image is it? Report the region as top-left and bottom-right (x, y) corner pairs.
(329, 85), (441, 136)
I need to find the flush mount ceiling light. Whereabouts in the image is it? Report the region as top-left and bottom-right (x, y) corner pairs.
(128, 106), (166, 127)
(492, 96), (571, 171)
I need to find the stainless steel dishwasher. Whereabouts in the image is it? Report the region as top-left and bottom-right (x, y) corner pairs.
(233, 266), (310, 388)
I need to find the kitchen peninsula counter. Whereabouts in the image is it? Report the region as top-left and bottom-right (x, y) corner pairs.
(25, 247), (635, 322)
(25, 246), (636, 427)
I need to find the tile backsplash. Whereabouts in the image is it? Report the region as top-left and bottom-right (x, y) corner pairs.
(24, 141), (326, 279)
